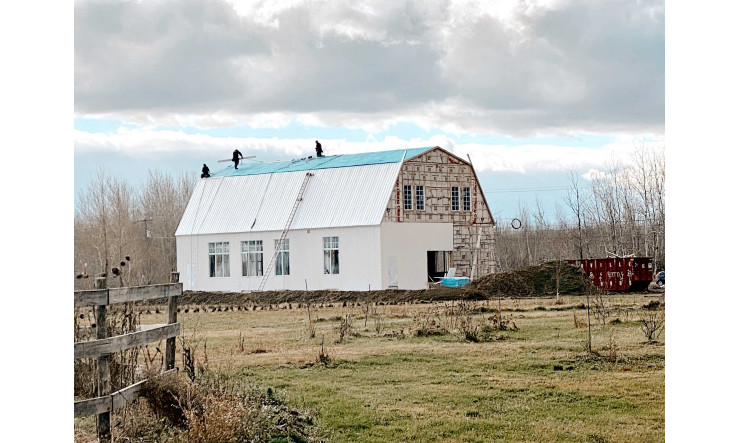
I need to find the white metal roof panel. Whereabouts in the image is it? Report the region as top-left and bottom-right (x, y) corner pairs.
(175, 162), (402, 236)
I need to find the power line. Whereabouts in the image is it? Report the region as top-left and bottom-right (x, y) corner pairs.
(485, 186), (571, 193)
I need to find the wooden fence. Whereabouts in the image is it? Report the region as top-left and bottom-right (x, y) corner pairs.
(74, 272), (181, 442)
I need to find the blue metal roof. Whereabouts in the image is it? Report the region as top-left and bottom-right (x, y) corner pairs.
(211, 147), (434, 177)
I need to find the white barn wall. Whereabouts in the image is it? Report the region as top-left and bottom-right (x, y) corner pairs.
(379, 222), (454, 290)
(176, 225), (382, 292)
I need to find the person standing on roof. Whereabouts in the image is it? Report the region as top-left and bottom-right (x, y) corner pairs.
(201, 164), (210, 178)
(232, 149), (244, 169)
(315, 140), (323, 157)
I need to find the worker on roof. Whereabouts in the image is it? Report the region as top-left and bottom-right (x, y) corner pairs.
(315, 140), (323, 157)
(201, 164), (210, 178)
(232, 149), (244, 169)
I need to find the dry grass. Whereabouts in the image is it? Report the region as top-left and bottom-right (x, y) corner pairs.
(76, 293), (664, 442)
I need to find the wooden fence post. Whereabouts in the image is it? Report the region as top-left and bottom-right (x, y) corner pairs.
(95, 277), (111, 443)
(166, 272), (180, 370)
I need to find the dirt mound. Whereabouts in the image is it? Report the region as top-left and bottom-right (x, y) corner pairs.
(180, 286), (488, 306)
(468, 262), (595, 297)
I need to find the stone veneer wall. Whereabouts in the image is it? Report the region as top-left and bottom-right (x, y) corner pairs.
(382, 148), (498, 279)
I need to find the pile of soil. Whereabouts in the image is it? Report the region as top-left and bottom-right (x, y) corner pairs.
(467, 261), (595, 297)
(180, 286), (488, 306)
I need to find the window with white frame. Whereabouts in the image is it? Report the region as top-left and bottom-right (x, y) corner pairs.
(241, 240), (263, 276)
(415, 185), (425, 211)
(274, 238), (290, 276)
(451, 186), (460, 211)
(403, 185), (412, 210)
(463, 187), (471, 211)
(209, 242), (230, 277)
(323, 236), (339, 274)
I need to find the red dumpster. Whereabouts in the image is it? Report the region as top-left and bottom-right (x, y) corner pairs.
(566, 257), (654, 291)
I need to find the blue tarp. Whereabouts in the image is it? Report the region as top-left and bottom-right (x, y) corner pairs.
(440, 277), (470, 287)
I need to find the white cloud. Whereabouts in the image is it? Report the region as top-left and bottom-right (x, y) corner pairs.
(75, 128), (660, 174)
(75, 0), (664, 137)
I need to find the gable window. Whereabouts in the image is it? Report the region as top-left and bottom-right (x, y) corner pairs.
(241, 240), (263, 276)
(451, 186), (459, 211)
(403, 185), (412, 210)
(415, 185), (425, 211)
(463, 187), (471, 211)
(209, 242), (230, 277)
(323, 236), (339, 274)
(274, 239), (290, 276)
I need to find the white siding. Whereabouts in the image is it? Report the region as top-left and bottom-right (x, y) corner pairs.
(380, 223), (454, 290)
(176, 226), (382, 292)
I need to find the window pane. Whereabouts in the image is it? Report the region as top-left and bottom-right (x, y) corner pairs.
(276, 251), (291, 276)
(324, 250), (331, 274)
(210, 255), (215, 277)
(332, 250), (339, 274)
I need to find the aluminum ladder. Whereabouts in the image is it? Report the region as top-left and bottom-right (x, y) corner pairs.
(489, 227), (502, 273)
(256, 171), (314, 291)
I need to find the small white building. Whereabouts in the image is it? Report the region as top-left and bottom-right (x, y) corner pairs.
(175, 146), (498, 292)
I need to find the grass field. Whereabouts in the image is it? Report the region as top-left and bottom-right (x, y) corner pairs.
(76, 293), (665, 442)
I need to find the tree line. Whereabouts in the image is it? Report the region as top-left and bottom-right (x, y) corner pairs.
(74, 143), (664, 288)
(74, 169), (197, 290)
(495, 143), (665, 273)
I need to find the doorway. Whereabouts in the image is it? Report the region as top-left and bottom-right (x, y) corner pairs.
(427, 251), (451, 282)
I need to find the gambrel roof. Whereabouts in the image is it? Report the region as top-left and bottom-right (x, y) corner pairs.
(175, 147), (434, 236)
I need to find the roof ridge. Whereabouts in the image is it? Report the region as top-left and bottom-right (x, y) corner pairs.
(212, 146), (433, 178)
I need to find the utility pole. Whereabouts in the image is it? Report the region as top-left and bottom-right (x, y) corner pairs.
(138, 218), (153, 239)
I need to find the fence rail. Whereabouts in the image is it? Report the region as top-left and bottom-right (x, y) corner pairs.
(74, 282), (182, 307)
(74, 369), (177, 418)
(74, 272), (181, 442)
(74, 323), (180, 359)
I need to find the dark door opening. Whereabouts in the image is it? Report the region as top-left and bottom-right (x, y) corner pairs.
(427, 251), (451, 282)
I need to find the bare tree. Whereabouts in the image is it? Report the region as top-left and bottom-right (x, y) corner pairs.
(75, 169), (196, 289)
(565, 171), (588, 260)
(492, 143), (665, 279)
(75, 168), (113, 282)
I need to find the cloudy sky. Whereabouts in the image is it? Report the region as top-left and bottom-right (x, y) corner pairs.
(74, 0), (665, 221)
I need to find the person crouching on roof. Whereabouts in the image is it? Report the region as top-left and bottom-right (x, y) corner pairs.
(201, 164), (210, 178)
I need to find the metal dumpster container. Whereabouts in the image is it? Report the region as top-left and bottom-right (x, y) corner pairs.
(566, 257), (654, 291)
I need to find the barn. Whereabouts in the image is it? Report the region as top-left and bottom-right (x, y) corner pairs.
(175, 146), (499, 292)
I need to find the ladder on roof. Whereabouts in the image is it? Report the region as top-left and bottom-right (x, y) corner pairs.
(256, 171), (314, 291)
